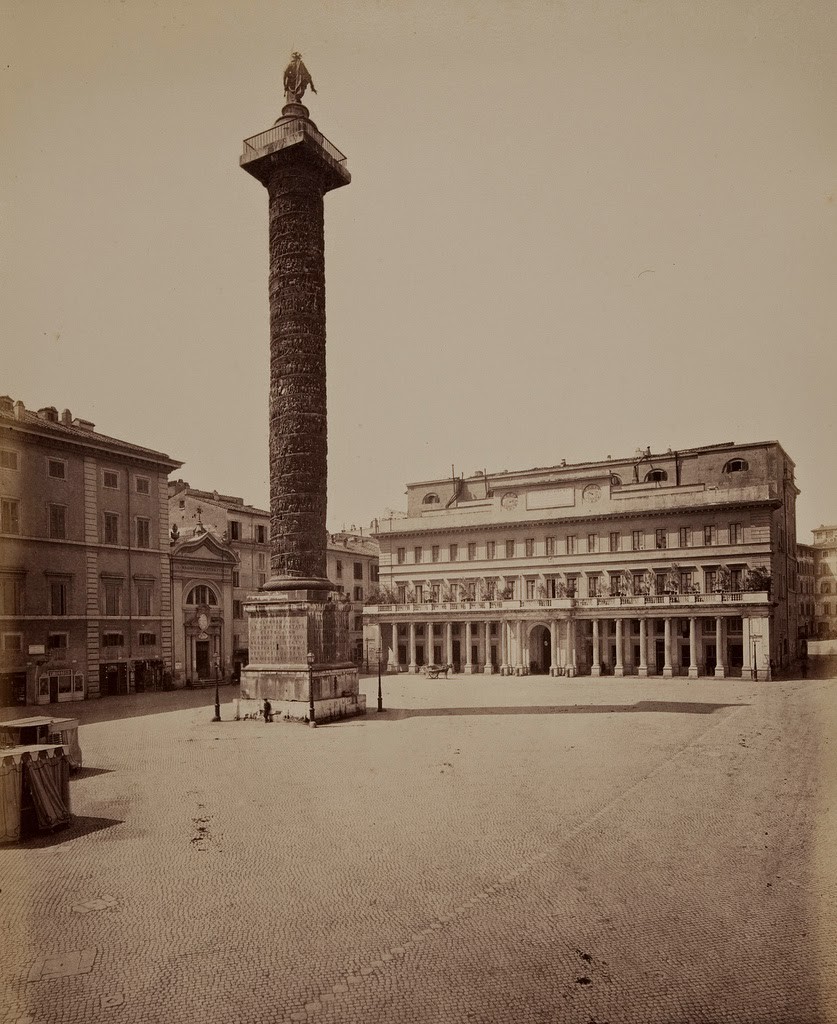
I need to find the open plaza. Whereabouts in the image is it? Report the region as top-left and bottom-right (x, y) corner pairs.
(2, 672), (836, 1024)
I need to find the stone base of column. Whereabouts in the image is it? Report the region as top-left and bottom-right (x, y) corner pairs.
(483, 664), (494, 675)
(240, 588), (364, 724)
(591, 665), (601, 677)
(614, 666), (624, 677)
(688, 666), (699, 679)
(464, 664), (477, 675)
(663, 667), (673, 679)
(714, 666), (726, 678)
(637, 665), (648, 677)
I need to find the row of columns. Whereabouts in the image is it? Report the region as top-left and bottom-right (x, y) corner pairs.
(382, 614), (756, 678)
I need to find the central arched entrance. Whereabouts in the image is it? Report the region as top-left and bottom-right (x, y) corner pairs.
(528, 624), (551, 674)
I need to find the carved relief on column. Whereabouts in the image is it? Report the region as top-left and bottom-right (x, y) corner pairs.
(267, 163), (330, 582)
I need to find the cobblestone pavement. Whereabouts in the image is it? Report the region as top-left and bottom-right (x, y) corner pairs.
(2, 674), (836, 1024)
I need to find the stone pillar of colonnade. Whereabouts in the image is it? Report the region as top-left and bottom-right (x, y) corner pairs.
(591, 619), (601, 677)
(638, 618), (648, 677)
(483, 622), (493, 674)
(663, 618), (673, 678)
(499, 621), (508, 675)
(565, 621), (576, 676)
(742, 616), (752, 679)
(614, 619), (624, 677)
(408, 622), (417, 673)
(688, 617), (698, 678)
(515, 621), (525, 676)
(445, 622), (453, 670)
(464, 621), (474, 674)
(715, 616), (726, 678)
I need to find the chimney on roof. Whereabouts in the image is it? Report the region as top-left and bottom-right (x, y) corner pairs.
(71, 417), (95, 431)
(0, 396), (13, 414)
(61, 409), (72, 424)
(38, 407), (59, 422)
(14, 400), (25, 419)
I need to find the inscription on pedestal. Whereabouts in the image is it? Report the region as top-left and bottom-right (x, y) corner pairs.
(250, 609), (307, 664)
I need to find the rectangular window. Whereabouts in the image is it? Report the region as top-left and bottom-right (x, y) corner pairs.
(566, 535), (576, 555)
(49, 504), (67, 539)
(609, 532), (620, 553)
(2, 633), (22, 652)
(449, 543), (458, 561)
(256, 525), (266, 544)
(679, 571), (694, 593)
(414, 546), (422, 564)
(371, 564), (379, 582)
(139, 632), (156, 646)
(730, 568), (743, 591)
(468, 542), (477, 560)
(102, 580), (122, 616)
(47, 633), (68, 650)
(232, 570), (240, 587)
(136, 583), (152, 617)
(545, 536), (555, 557)
(354, 561), (363, 579)
(257, 553), (266, 570)
(485, 540), (496, 559)
(0, 577), (24, 614)
(588, 576), (599, 597)
(336, 559), (343, 578)
(414, 584), (423, 603)
(397, 584), (406, 603)
(0, 449), (19, 470)
(431, 545), (440, 563)
(103, 470), (119, 489)
(566, 577), (578, 597)
(397, 547), (406, 564)
(704, 525), (716, 546)
(729, 522), (742, 544)
(431, 583), (440, 602)
(505, 539), (515, 558)
(136, 517), (151, 548)
(1, 498), (20, 534)
(679, 526), (691, 547)
(655, 528), (667, 550)
(229, 520), (241, 541)
(525, 579), (536, 599)
(705, 569), (718, 593)
(258, 573), (267, 588)
(48, 458), (66, 479)
(233, 600), (243, 619)
(102, 632), (124, 647)
(354, 585), (363, 601)
(655, 573), (667, 596)
(587, 534), (596, 554)
(135, 476), (150, 494)
(525, 538), (535, 557)
(50, 579), (69, 615)
(631, 530), (643, 551)
(104, 511), (119, 544)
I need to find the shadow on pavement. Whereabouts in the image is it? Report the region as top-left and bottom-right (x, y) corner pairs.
(14, 815), (124, 849)
(360, 699), (748, 722)
(72, 766), (114, 780)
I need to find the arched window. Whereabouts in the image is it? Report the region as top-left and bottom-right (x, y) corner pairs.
(821, 582), (832, 595)
(723, 459), (749, 473)
(644, 469), (668, 483)
(186, 585), (217, 606)
(422, 493), (440, 505)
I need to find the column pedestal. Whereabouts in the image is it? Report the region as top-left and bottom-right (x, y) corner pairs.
(241, 587), (364, 722)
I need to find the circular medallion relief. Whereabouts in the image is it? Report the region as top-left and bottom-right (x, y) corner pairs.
(198, 613), (209, 631)
(501, 491), (519, 510)
(582, 484), (602, 503)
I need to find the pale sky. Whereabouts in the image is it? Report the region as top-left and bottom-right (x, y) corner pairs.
(2, 0), (835, 538)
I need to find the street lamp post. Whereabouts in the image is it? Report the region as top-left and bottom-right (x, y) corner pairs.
(307, 651), (316, 728)
(376, 648), (383, 712)
(751, 636), (758, 680)
(212, 655), (221, 722)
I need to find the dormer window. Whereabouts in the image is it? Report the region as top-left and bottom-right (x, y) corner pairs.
(422, 493), (440, 505)
(723, 458), (749, 473)
(644, 469), (668, 483)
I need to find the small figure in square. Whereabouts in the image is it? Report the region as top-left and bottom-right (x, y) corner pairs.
(263, 698), (273, 723)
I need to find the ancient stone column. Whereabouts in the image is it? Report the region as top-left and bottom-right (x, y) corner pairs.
(238, 64), (364, 722)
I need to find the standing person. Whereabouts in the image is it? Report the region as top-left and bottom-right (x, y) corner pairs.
(263, 698), (273, 723)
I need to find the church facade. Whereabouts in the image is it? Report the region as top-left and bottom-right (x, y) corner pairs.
(365, 441), (799, 681)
